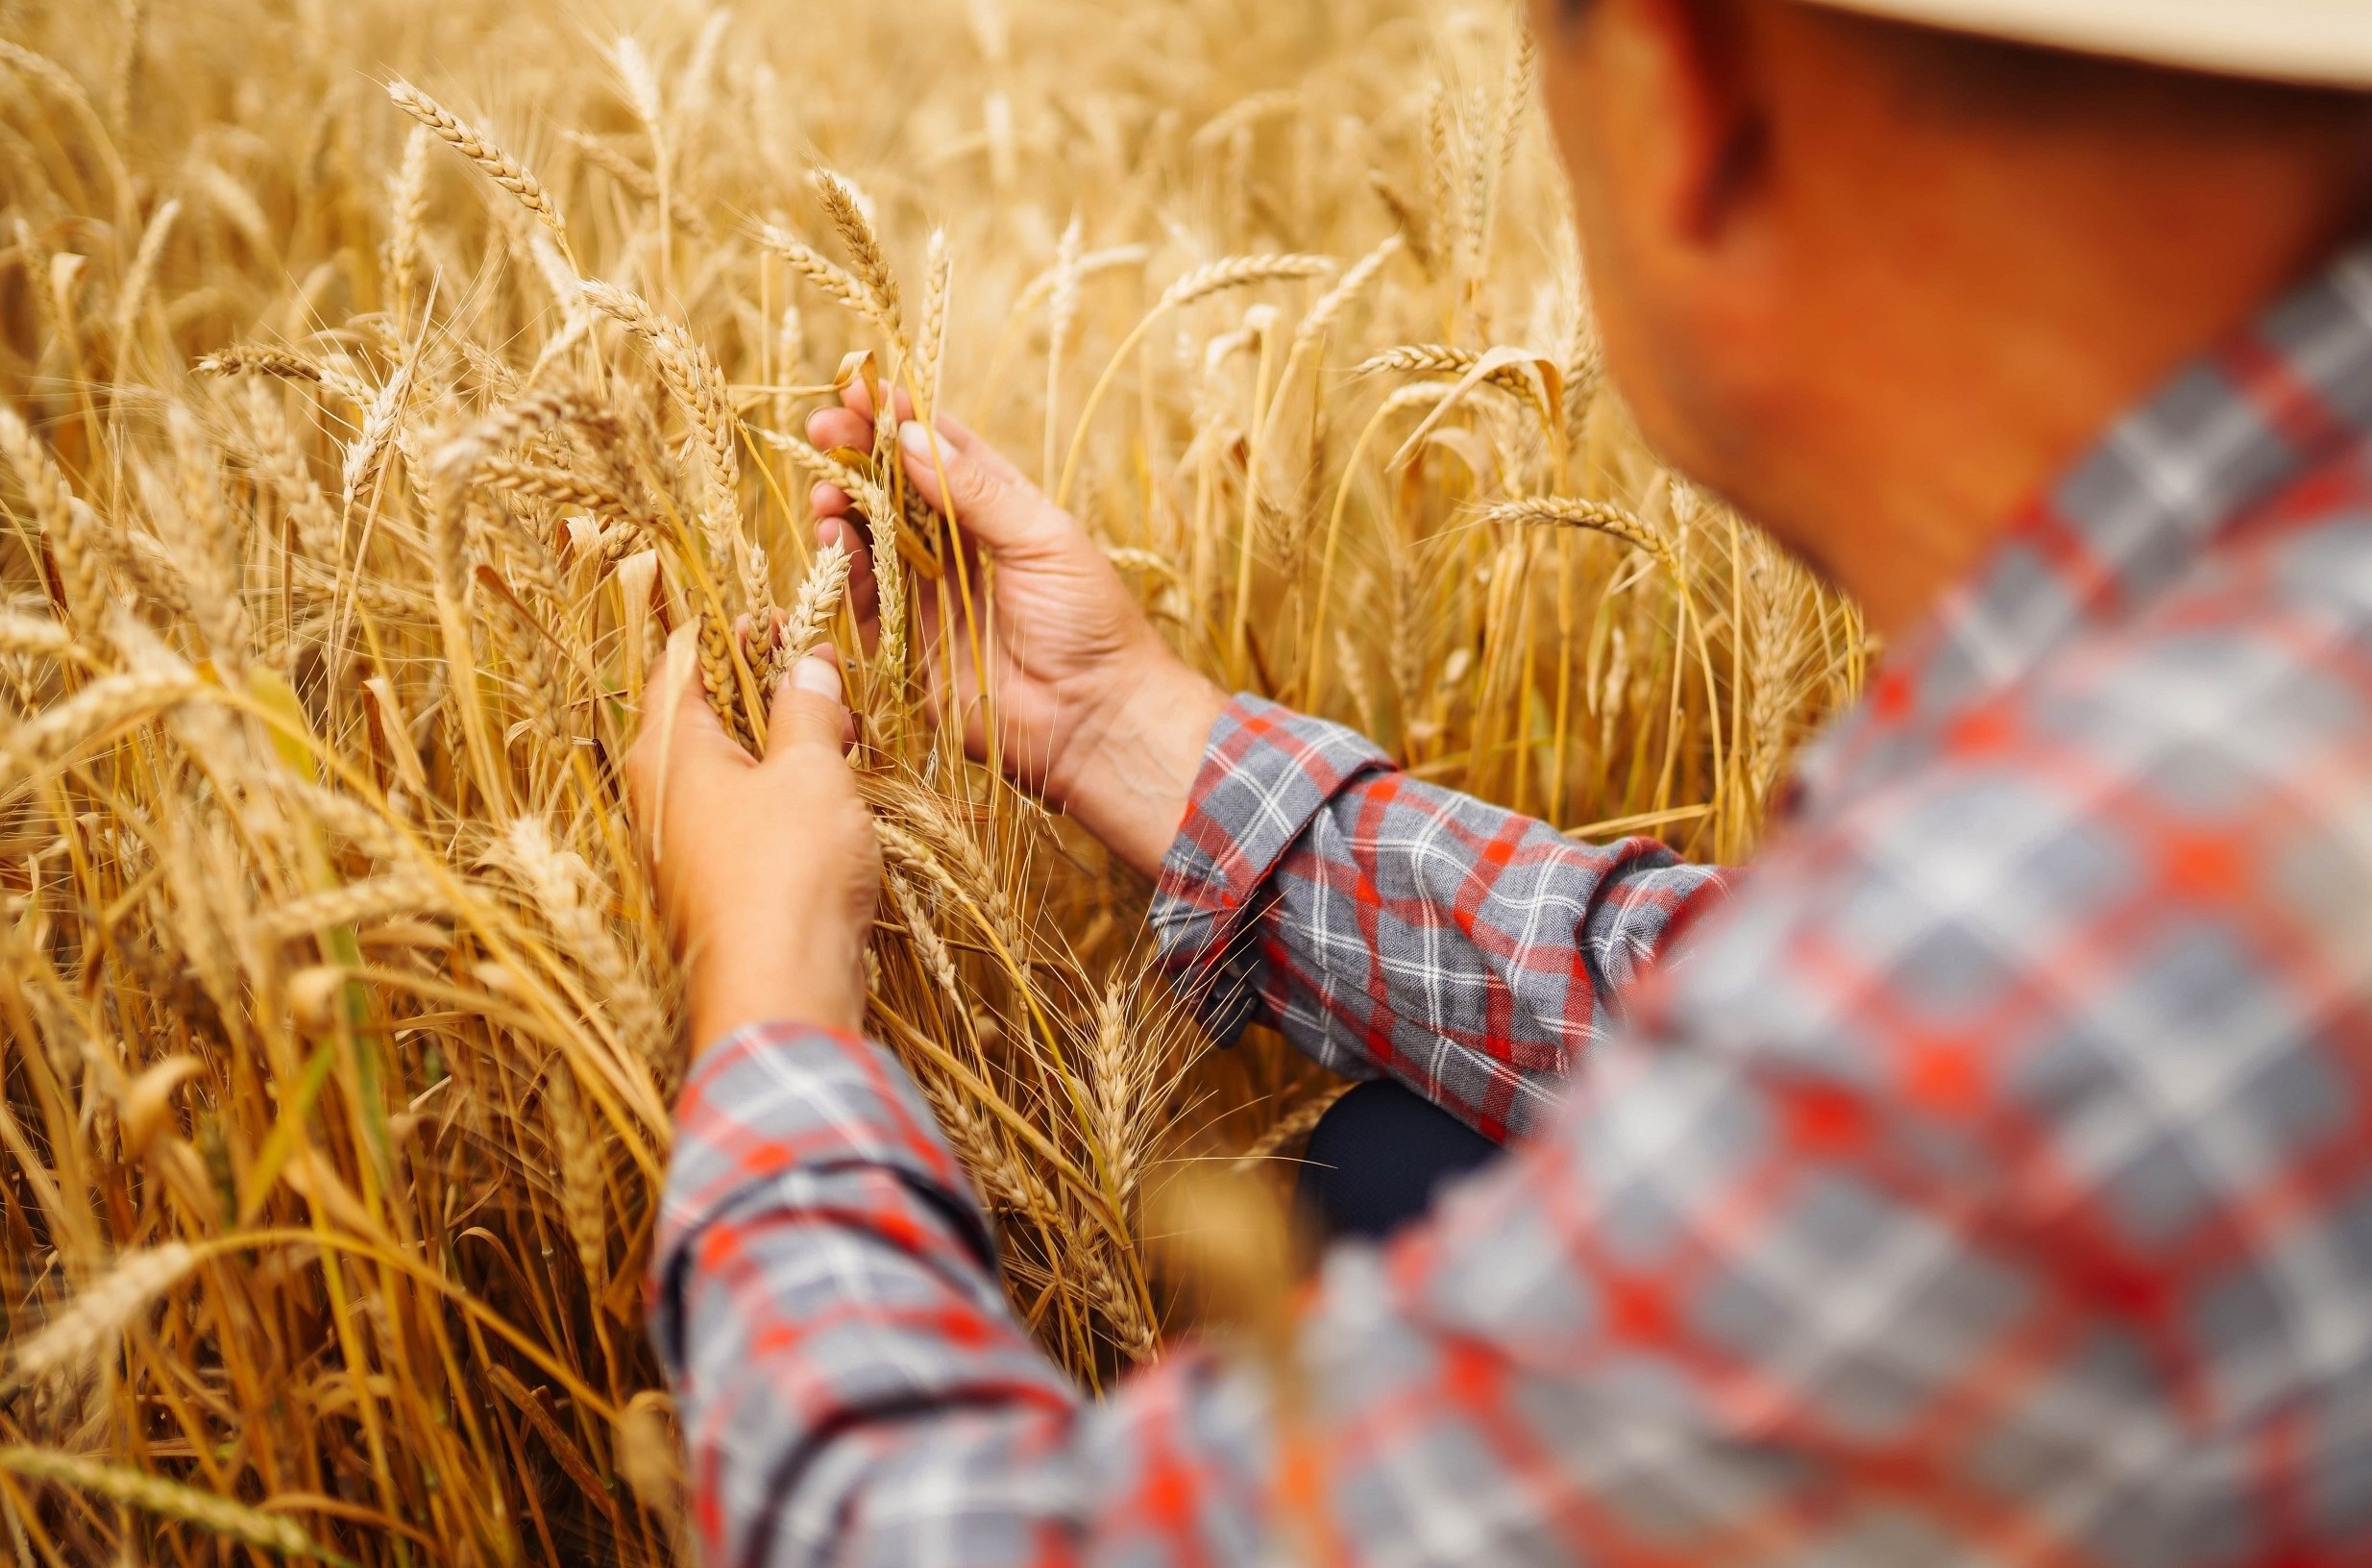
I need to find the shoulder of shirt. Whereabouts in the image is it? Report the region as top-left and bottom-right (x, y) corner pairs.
(2036, 441), (2372, 744)
(1654, 448), (2372, 1036)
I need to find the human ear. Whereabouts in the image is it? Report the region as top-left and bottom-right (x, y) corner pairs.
(1598, 0), (1772, 247)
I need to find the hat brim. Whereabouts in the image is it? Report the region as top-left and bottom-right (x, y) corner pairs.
(1811, 0), (2372, 90)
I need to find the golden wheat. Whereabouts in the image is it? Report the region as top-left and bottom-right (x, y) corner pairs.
(0, 1447), (334, 1562)
(385, 79), (573, 259)
(0, 2), (1861, 1561)
(3, 1244), (198, 1392)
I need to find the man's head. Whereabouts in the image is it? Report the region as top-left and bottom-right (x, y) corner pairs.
(1528, 0), (2372, 633)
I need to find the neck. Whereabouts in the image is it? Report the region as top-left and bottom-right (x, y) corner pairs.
(1748, 105), (2372, 639)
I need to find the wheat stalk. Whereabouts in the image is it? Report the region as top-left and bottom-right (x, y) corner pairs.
(885, 869), (963, 1003)
(770, 538), (851, 679)
(544, 1066), (608, 1283)
(0, 614), (75, 657)
(500, 817), (669, 1066)
(1085, 981), (1145, 1212)
(1367, 167), (1436, 276)
(198, 345), (371, 407)
(764, 232), (870, 314)
(257, 874), (450, 943)
(386, 125), (433, 315)
(1294, 234), (1401, 350)
(110, 0), (148, 128)
(755, 427), (866, 496)
(1005, 244), (1150, 323)
(198, 345), (327, 381)
(341, 351), (418, 505)
(0, 407), (111, 625)
(279, 778), (421, 865)
(0, 40), (130, 232)
(386, 79), (573, 260)
(1352, 343), (1481, 379)
(811, 168), (905, 352)
(865, 494), (909, 681)
(1230, 1084), (1354, 1172)
(566, 128), (656, 199)
(613, 1390), (682, 1513)
(0, 1446), (343, 1562)
(917, 228), (952, 411)
(475, 454), (648, 528)
(1056, 253), (1337, 506)
(0, 665), (206, 786)
(1472, 495), (1675, 572)
(580, 279), (745, 566)
(162, 407), (253, 670)
(1160, 253), (1334, 312)
(1424, 86), (1458, 279)
(5, 1243), (197, 1389)
(111, 194), (181, 359)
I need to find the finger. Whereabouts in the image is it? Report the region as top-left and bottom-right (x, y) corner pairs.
(810, 481), (853, 520)
(766, 650), (854, 759)
(833, 377), (919, 425)
(817, 515), (882, 651)
(806, 406), (872, 453)
(627, 625), (728, 847)
(929, 411), (1025, 485)
(897, 419), (1047, 551)
(648, 628), (730, 747)
(740, 605), (791, 649)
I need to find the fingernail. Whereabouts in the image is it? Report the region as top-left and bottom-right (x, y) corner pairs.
(898, 421), (933, 461)
(790, 653), (843, 702)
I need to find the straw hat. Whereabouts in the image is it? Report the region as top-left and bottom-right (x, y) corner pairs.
(1812, 0), (2372, 89)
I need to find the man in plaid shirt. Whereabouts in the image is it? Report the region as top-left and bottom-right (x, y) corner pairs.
(626, 0), (2372, 1561)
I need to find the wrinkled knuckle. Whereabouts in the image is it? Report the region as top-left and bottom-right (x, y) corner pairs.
(798, 695), (848, 737)
(949, 458), (1000, 514)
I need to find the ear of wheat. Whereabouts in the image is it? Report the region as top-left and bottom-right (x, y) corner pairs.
(4, 1244), (199, 1391)
(0, 1448), (331, 1562)
(386, 79), (574, 260)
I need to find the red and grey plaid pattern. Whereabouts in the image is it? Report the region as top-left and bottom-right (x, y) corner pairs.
(1150, 697), (1727, 1140)
(652, 238), (2372, 1565)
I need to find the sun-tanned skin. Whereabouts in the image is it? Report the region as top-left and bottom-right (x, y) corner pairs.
(1543, 0), (2372, 633)
(627, 0), (2372, 1078)
(804, 404), (1227, 879)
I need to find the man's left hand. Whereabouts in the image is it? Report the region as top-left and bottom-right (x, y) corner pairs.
(624, 642), (881, 1049)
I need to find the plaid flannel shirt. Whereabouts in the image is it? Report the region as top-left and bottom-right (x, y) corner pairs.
(651, 238), (2372, 1566)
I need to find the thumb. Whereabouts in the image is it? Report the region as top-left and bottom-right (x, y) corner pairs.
(765, 649), (853, 759)
(897, 419), (1040, 550)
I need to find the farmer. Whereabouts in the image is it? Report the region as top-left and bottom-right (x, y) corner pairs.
(628, 1), (2372, 1561)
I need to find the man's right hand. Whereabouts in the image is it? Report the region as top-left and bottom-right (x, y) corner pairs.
(806, 385), (1226, 879)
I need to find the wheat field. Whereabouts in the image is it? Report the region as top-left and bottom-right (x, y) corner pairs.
(0, 0), (1865, 1561)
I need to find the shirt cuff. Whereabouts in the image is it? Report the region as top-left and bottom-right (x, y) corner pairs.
(648, 1020), (996, 1368)
(1148, 695), (1394, 1043)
